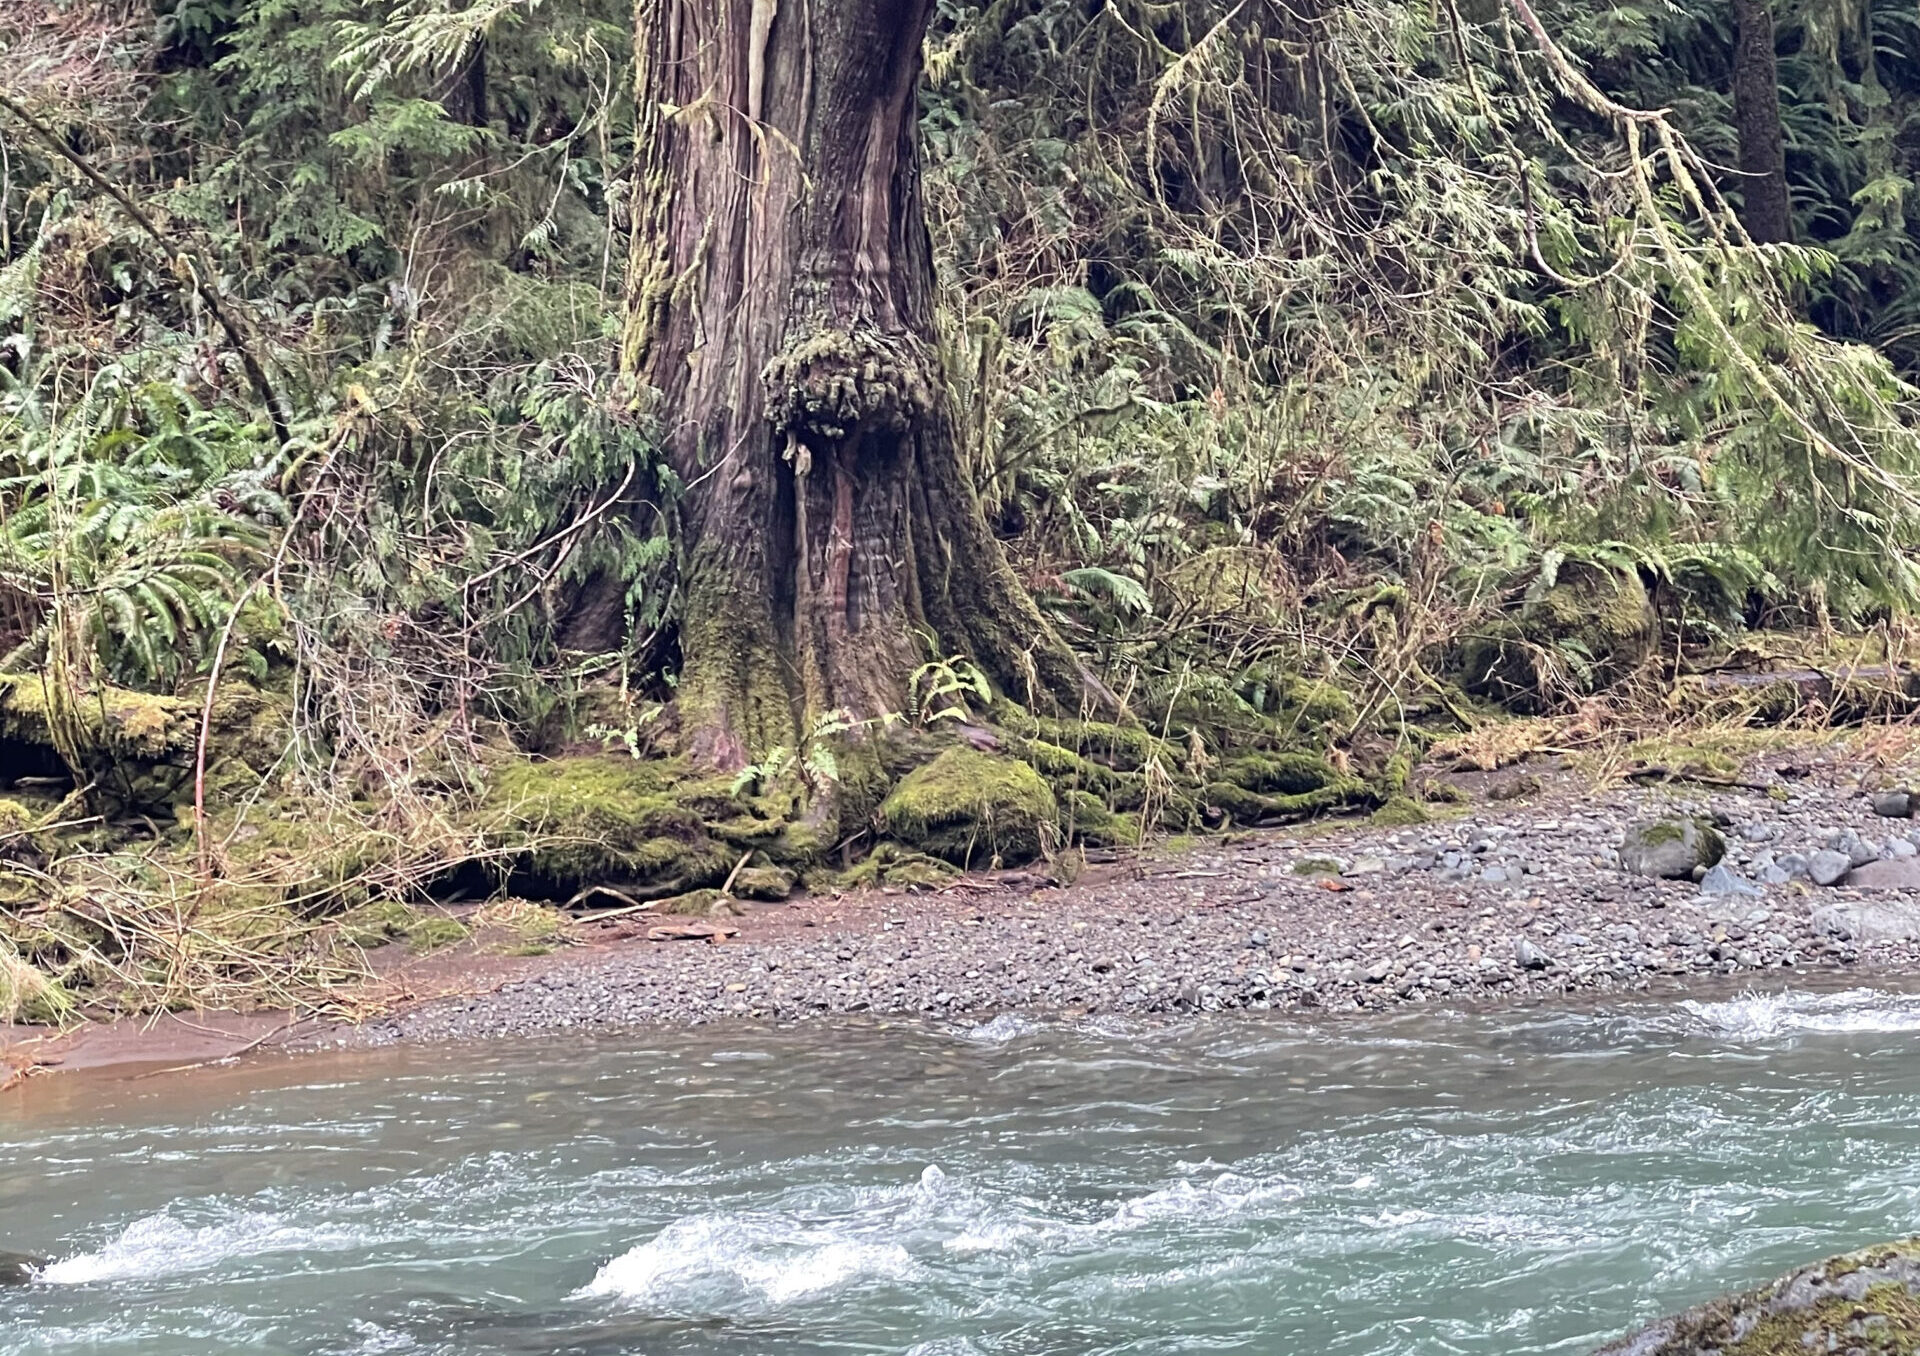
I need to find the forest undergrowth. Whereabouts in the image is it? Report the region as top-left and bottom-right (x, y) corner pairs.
(7, 0), (1920, 1021)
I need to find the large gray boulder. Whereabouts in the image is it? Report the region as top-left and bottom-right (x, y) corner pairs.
(1591, 1240), (1920, 1354)
(1810, 898), (1920, 944)
(1846, 857), (1920, 891)
(1618, 819), (1725, 880)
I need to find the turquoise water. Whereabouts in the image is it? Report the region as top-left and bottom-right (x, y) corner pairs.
(6, 987), (1920, 1355)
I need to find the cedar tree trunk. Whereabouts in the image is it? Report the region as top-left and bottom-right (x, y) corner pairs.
(1732, 0), (1793, 244)
(612, 0), (1104, 768)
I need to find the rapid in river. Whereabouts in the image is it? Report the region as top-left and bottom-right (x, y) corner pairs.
(6, 985), (1920, 1355)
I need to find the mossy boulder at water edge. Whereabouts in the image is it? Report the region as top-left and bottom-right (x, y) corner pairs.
(880, 747), (1058, 867)
(1593, 1240), (1920, 1354)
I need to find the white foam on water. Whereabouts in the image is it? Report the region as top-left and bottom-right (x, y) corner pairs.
(38, 1210), (367, 1286)
(959, 1013), (1046, 1043)
(1105, 1172), (1304, 1230)
(1678, 988), (1920, 1040)
(577, 1214), (916, 1310)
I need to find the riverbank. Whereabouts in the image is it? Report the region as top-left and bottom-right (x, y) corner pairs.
(14, 742), (1920, 1080)
(323, 741), (1920, 1047)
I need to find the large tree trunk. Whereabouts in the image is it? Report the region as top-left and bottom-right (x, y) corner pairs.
(611, 0), (1101, 769)
(1732, 0), (1793, 244)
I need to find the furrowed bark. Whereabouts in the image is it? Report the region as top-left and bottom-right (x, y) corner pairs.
(600, 0), (1107, 770)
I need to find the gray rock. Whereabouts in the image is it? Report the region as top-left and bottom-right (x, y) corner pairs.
(1617, 819), (1725, 880)
(1891, 838), (1919, 859)
(1845, 857), (1920, 891)
(0, 1252), (43, 1287)
(1807, 849), (1853, 887)
(1698, 865), (1762, 899)
(1872, 789), (1915, 818)
(1513, 938), (1550, 970)
(1248, 929), (1269, 949)
(1590, 1240), (1920, 1356)
(1364, 960), (1392, 983)
(1810, 899), (1920, 943)
(1828, 830), (1880, 868)
(1776, 851), (1810, 878)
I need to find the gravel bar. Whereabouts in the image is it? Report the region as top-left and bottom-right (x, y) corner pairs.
(324, 765), (1920, 1048)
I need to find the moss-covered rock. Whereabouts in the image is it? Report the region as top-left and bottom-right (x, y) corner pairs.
(1593, 1239), (1920, 1354)
(880, 747), (1058, 867)
(483, 755), (738, 897)
(1061, 790), (1142, 847)
(1459, 563), (1658, 711)
(1370, 795), (1431, 827)
(836, 843), (963, 891)
(730, 864), (796, 900)
(1204, 750), (1370, 825)
(1618, 817), (1726, 879)
(1222, 752), (1349, 796)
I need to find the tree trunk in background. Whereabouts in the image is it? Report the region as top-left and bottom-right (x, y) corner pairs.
(1732, 0), (1793, 244)
(616, 0), (1104, 768)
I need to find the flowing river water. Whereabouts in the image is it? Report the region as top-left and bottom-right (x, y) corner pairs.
(6, 986), (1920, 1355)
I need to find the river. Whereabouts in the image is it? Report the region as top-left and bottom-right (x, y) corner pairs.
(6, 985), (1920, 1355)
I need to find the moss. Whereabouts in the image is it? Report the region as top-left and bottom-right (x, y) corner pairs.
(1018, 739), (1118, 791)
(1370, 795), (1431, 827)
(1207, 750), (1369, 824)
(407, 914), (470, 953)
(657, 887), (730, 916)
(1279, 677), (1358, 731)
(472, 899), (568, 947)
(838, 843), (964, 890)
(1459, 563), (1658, 711)
(1062, 790), (1142, 847)
(1293, 856), (1343, 876)
(730, 865), (795, 900)
(483, 755), (737, 896)
(1000, 711), (1171, 772)
(1222, 752), (1351, 796)
(880, 747), (1059, 867)
(338, 899), (417, 949)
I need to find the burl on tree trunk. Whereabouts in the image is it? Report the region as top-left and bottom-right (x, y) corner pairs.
(604, 0), (1103, 768)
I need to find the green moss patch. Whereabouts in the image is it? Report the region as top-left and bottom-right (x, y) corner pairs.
(1370, 795), (1431, 827)
(881, 747), (1059, 867)
(836, 844), (963, 891)
(483, 755), (737, 897)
